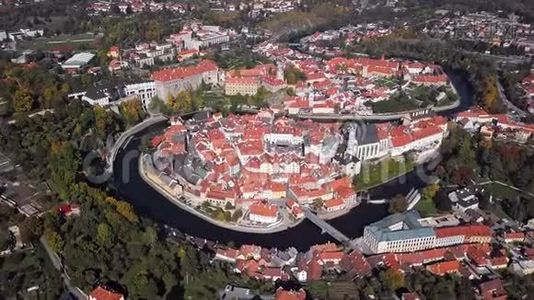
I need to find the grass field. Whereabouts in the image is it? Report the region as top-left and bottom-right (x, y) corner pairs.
(355, 157), (414, 190)
(18, 33), (100, 51)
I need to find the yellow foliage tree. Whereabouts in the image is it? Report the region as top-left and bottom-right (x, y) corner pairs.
(116, 201), (139, 223)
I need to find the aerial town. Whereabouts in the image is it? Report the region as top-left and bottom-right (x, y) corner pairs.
(1, 0), (534, 299)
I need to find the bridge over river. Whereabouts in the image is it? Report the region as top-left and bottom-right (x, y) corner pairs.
(303, 208), (350, 243)
(303, 187), (422, 245)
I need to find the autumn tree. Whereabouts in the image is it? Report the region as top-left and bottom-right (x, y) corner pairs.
(96, 223), (112, 247)
(389, 194), (408, 213)
(145, 20), (163, 42)
(116, 201), (139, 223)
(284, 66), (306, 84)
(49, 141), (79, 200)
(416, 183), (439, 216)
(167, 90), (193, 113)
(45, 229), (64, 252)
(13, 88), (33, 112)
(120, 99), (145, 127)
(94, 106), (113, 137)
(382, 268), (405, 291)
(41, 83), (68, 108)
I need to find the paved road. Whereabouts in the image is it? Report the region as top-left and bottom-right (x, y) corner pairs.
(291, 97), (460, 121)
(496, 79), (528, 118)
(107, 115), (168, 174)
(40, 236), (87, 299)
(479, 180), (534, 198)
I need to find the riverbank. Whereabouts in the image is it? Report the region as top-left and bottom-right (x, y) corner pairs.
(139, 154), (305, 234)
(109, 66), (475, 249)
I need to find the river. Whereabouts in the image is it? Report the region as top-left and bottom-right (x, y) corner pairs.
(111, 70), (474, 251)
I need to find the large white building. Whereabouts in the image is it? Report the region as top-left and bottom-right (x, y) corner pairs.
(61, 52), (95, 73)
(168, 25), (230, 51)
(73, 81), (156, 110)
(346, 116), (447, 163)
(123, 82), (156, 109)
(363, 210), (436, 254)
(363, 210), (492, 254)
(225, 77), (259, 96)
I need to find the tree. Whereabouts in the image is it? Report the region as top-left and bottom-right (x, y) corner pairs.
(42, 86), (58, 108)
(0, 228), (11, 251)
(131, 273), (159, 299)
(145, 20), (163, 42)
(478, 191), (491, 210)
(232, 209), (243, 222)
(96, 223), (112, 247)
(168, 90), (192, 112)
(13, 88), (33, 112)
(116, 201), (139, 223)
(224, 202), (234, 210)
(313, 198), (324, 211)
(45, 230), (64, 253)
(284, 66), (306, 84)
(94, 106), (113, 137)
(416, 184), (439, 216)
(120, 99), (145, 127)
(191, 91), (205, 110)
(80, 74), (94, 88)
(435, 189), (452, 212)
(382, 268), (405, 291)
(49, 142), (79, 200)
(422, 183), (439, 200)
(389, 194), (408, 213)
(110, 4), (120, 14)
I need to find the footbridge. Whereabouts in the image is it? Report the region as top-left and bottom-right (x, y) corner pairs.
(303, 208), (350, 243)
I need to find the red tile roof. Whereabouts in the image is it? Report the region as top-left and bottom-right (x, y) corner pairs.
(435, 225), (492, 238)
(318, 251), (344, 263)
(323, 197), (345, 208)
(152, 59), (217, 82)
(226, 77), (259, 85)
(426, 260), (460, 275)
(479, 279), (507, 300)
(89, 287), (124, 300)
(262, 76), (285, 86)
(275, 288), (307, 300)
(249, 201), (278, 217)
(366, 64), (397, 76)
(412, 74), (447, 84)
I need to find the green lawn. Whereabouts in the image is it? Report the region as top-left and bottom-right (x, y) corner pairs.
(18, 33), (99, 51)
(355, 157), (414, 190)
(369, 97), (420, 113)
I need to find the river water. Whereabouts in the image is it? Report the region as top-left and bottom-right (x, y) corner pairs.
(111, 71), (474, 251)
